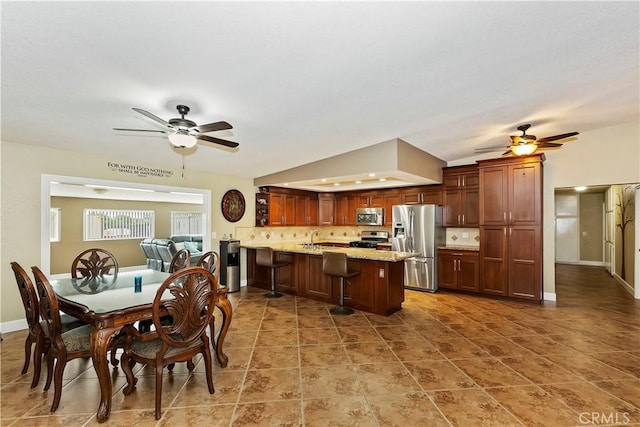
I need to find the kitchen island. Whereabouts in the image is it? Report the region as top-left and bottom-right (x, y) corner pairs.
(243, 243), (415, 315)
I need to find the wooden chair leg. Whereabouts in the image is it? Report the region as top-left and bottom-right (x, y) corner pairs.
(203, 347), (215, 394)
(22, 334), (34, 375)
(31, 334), (45, 388)
(50, 357), (65, 412)
(110, 349), (119, 367)
(43, 351), (54, 391)
(155, 365), (164, 420)
(121, 355), (137, 395)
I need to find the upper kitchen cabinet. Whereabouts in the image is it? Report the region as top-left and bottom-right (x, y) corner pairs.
(442, 165), (479, 227)
(400, 185), (443, 205)
(383, 193), (401, 226)
(255, 186), (319, 227)
(318, 193), (335, 225)
(478, 154), (543, 226)
(334, 194), (359, 225)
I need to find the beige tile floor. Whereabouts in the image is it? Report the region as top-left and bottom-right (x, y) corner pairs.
(1, 264), (639, 426)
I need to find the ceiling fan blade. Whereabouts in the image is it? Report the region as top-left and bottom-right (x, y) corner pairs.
(537, 132), (579, 143)
(502, 150), (513, 156)
(195, 121), (233, 133)
(113, 128), (168, 133)
(196, 134), (239, 148)
(475, 146), (509, 152)
(132, 108), (172, 129)
(537, 142), (563, 148)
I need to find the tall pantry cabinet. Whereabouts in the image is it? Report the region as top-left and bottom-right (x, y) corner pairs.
(478, 154), (544, 302)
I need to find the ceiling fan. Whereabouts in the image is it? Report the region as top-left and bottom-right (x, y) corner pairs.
(114, 105), (239, 149)
(475, 124), (578, 156)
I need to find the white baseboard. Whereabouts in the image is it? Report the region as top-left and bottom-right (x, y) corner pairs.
(577, 260), (605, 267)
(1, 318), (28, 334)
(543, 292), (557, 302)
(612, 273), (634, 296)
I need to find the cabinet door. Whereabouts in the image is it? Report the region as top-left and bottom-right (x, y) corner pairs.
(369, 194), (385, 208)
(508, 226), (541, 301)
(509, 163), (541, 225)
(319, 197), (335, 225)
(307, 197), (319, 226)
(295, 196), (308, 226)
(269, 193), (285, 226)
(346, 196), (360, 225)
(443, 189), (462, 226)
(343, 260), (374, 311)
(462, 173), (479, 188)
(384, 194), (401, 226)
(421, 190), (443, 205)
(355, 195), (370, 208)
(457, 254), (479, 292)
(401, 191), (421, 205)
(303, 256), (333, 301)
(284, 195), (296, 225)
(274, 252), (297, 294)
(443, 174), (461, 188)
(335, 196), (348, 225)
(462, 189), (479, 226)
(479, 166), (508, 225)
(437, 252), (457, 289)
(479, 226), (508, 296)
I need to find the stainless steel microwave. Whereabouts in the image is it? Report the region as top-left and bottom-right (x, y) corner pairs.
(355, 208), (384, 226)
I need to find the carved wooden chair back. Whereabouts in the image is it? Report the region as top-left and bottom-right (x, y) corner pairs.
(71, 248), (119, 279)
(11, 262), (42, 379)
(169, 249), (191, 273)
(120, 267), (217, 419)
(196, 251), (220, 279)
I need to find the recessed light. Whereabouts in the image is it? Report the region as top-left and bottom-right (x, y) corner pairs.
(321, 178), (327, 182)
(333, 183), (340, 186)
(355, 180), (362, 184)
(378, 178), (386, 182)
(369, 173), (376, 177)
(283, 183), (289, 186)
(574, 186), (587, 192)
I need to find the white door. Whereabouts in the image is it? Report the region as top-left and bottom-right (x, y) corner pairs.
(555, 194), (579, 263)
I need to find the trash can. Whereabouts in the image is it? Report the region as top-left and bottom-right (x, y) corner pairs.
(220, 239), (240, 292)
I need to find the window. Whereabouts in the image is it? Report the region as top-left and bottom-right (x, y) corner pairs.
(50, 208), (61, 242)
(170, 211), (204, 235)
(84, 209), (154, 241)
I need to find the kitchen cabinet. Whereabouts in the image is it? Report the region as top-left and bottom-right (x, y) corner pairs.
(334, 194), (361, 225)
(301, 255), (333, 301)
(318, 194), (335, 225)
(437, 249), (479, 292)
(270, 192), (296, 226)
(401, 185), (443, 205)
(383, 193), (401, 226)
(295, 195), (318, 226)
(442, 165), (479, 227)
(478, 154), (544, 302)
(274, 252), (298, 294)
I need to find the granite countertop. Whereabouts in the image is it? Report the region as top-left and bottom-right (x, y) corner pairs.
(438, 245), (480, 252)
(241, 242), (417, 262)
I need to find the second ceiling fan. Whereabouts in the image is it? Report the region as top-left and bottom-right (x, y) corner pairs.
(476, 124), (578, 156)
(114, 105), (239, 149)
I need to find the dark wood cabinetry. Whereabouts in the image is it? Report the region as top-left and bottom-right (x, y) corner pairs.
(442, 165), (479, 227)
(318, 194), (335, 225)
(255, 187), (318, 227)
(437, 249), (479, 292)
(401, 185), (443, 205)
(383, 193), (401, 226)
(295, 195), (318, 226)
(478, 154), (544, 302)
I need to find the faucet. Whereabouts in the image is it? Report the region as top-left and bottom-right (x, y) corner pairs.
(310, 229), (319, 248)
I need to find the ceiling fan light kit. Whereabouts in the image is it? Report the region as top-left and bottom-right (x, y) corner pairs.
(168, 132), (197, 148)
(511, 143), (538, 156)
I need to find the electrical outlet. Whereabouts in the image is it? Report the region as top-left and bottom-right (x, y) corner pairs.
(378, 268), (384, 278)
(211, 231), (217, 239)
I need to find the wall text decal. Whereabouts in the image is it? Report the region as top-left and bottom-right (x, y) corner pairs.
(108, 162), (174, 178)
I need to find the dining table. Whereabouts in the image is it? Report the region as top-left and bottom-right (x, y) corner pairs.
(49, 268), (232, 423)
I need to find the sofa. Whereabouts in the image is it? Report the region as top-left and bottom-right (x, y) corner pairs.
(140, 235), (203, 271)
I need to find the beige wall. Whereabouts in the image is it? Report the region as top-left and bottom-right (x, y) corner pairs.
(50, 196), (202, 274)
(1, 141), (255, 324)
(579, 193), (604, 262)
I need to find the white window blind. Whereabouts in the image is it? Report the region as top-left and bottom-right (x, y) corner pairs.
(84, 209), (154, 241)
(170, 211), (204, 235)
(50, 208), (61, 242)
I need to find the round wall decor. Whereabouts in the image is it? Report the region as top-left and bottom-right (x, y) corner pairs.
(221, 189), (245, 222)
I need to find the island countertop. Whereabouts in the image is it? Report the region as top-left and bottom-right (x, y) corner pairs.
(241, 242), (417, 262)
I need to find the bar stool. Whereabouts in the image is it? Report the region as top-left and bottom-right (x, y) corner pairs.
(322, 252), (360, 315)
(256, 247), (288, 298)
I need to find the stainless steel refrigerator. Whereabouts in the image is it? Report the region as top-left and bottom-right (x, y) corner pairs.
(391, 204), (445, 292)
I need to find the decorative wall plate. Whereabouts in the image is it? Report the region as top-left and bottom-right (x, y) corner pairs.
(221, 189), (245, 222)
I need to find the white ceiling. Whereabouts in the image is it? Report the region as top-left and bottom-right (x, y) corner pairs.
(2, 2), (638, 187)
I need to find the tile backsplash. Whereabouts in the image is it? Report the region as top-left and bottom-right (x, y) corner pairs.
(445, 228), (480, 247)
(234, 226), (391, 245)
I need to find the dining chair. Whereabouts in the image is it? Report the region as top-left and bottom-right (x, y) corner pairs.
(120, 267), (218, 420)
(197, 251), (220, 278)
(10, 262), (85, 389)
(169, 249), (191, 273)
(71, 248), (119, 280)
(197, 251), (229, 361)
(71, 248), (122, 366)
(30, 266), (126, 412)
